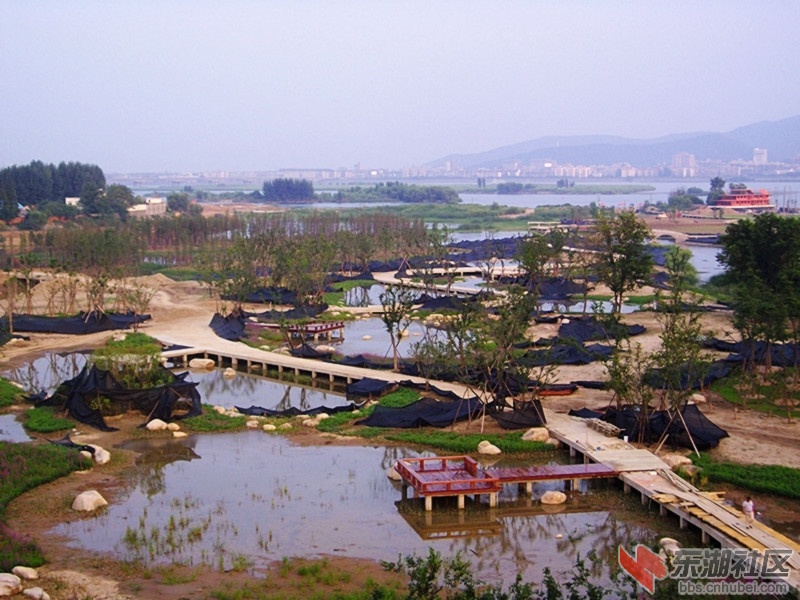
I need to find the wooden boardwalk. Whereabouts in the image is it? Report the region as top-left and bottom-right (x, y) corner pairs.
(545, 410), (800, 592)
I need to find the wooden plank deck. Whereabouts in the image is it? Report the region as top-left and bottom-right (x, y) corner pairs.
(396, 456), (618, 511)
(486, 462), (617, 484)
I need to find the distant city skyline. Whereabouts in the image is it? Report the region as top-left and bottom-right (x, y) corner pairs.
(2, 2), (798, 174)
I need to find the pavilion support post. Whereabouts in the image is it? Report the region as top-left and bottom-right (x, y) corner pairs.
(458, 495), (465, 510)
(425, 496), (433, 512)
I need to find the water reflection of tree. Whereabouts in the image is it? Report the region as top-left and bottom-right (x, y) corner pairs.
(3, 351), (87, 394)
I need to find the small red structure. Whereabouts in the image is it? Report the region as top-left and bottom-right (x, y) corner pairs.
(395, 455), (619, 511)
(714, 187), (772, 209)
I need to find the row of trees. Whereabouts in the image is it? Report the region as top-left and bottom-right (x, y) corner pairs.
(258, 178), (316, 203)
(334, 182), (460, 204)
(0, 161), (106, 221)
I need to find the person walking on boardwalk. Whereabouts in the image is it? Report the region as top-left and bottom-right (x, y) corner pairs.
(742, 496), (755, 528)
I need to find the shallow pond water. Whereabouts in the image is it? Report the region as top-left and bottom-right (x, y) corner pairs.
(51, 431), (687, 584)
(0, 413), (30, 443)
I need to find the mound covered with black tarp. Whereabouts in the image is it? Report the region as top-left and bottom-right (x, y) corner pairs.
(210, 312), (246, 341)
(227, 286), (299, 305)
(568, 403), (728, 450)
(38, 364), (202, 431)
(346, 377), (397, 397)
(558, 316), (645, 342)
(520, 341), (613, 366)
(705, 338), (800, 368)
(356, 396), (483, 428)
(235, 403), (357, 418)
(644, 359), (735, 390)
(2, 311), (150, 335)
(491, 401), (546, 430)
(252, 304), (328, 321)
(290, 343), (333, 359)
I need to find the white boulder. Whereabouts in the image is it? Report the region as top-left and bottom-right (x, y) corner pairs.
(22, 588), (50, 600)
(146, 419), (168, 431)
(11, 566), (37, 580)
(0, 574), (22, 596)
(522, 427), (550, 443)
(262, 423), (277, 432)
(72, 490), (108, 512)
(659, 537), (681, 558)
(245, 419), (260, 429)
(188, 358), (215, 370)
(167, 422), (181, 431)
(213, 405), (227, 414)
(477, 440), (502, 455)
(691, 393), (707, 404)
(279, 423), (292, 430)
(85, 444), (111, 465)
(223, 367), (237, 379)
(172, 431), (188, 438)
(540, 491), (567, 505)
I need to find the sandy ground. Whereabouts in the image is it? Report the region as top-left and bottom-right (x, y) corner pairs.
(2, 233), (799, 598)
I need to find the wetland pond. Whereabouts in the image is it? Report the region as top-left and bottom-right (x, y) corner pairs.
(2, 355), (697, 585)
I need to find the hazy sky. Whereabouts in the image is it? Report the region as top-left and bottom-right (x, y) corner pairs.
(2, 1), (798, 173)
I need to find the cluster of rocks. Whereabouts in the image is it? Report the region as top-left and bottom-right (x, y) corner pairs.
(145, 418), (187, 438)
(586, 418), (622, 437)
(0, 567), (48, 599)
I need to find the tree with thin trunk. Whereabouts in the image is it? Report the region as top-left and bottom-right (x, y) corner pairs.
(593, 211), (653, 314)
(379, 285), (416, 372)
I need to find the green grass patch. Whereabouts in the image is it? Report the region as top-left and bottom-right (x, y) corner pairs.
(0, 441), (91, 571)
(0, 378), (22, 408)
(23, 406), (75, 433)
(692, 453), (800, 500)
(182, 405), (248, 432)
(385, 430), (554, 454)
(711, 370), (800, 419)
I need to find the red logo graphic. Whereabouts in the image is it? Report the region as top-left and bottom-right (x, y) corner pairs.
(619, 544), (668, 593)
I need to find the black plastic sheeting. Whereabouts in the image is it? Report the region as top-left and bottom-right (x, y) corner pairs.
(37, 364), (202, 431)
(346, 377), (396, 397)
(209, 312), (246, 341)
(235, 403), (358, 418)
(644, 359), (735, 390)
(704, 338), (800, 368)
(557, 316), (646, 342)
(356, 396), (484, 428)
(492, 401), (547, 430)
(290, 343), (333, 359)
(520, 341), (613, 366)
(226, 286), (299, 305)
(209, 305), (330, 341)
(1, 311), (150, 335)
(568, 403), (728, 450)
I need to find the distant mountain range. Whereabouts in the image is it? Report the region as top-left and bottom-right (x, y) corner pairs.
(428, 115), (800, 170)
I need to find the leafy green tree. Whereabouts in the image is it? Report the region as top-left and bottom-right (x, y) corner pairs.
(717, 213), (800, 371)
(167, 192), (191, 213)
(0, 171), (18, 222)
(651, 247), (711, 448)
(18, 210), (47, 231)
(593, 212), (653, 313)
(707, 176), (726, 205)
